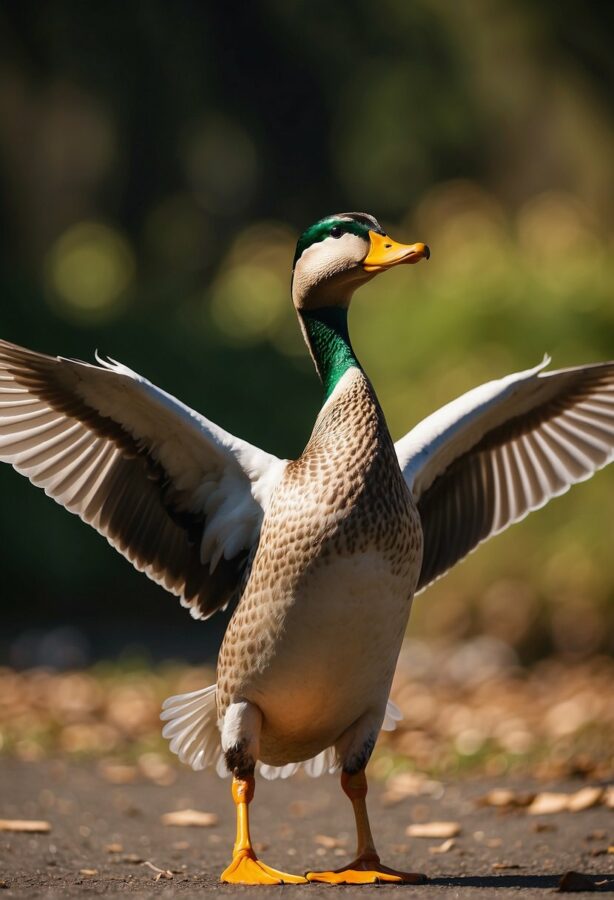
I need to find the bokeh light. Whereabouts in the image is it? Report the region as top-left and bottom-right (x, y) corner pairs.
(45, 222), (135, 323)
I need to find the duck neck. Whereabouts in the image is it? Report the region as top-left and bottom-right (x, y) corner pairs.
(299, 306), (361, 403)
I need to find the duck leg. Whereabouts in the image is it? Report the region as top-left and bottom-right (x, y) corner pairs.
(306, 769), (426, 884)
(219, 700), (307, 884)
(220, 775), (307, 884)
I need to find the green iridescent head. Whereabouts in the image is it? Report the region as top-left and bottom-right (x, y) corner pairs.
(293, 212), (385, 268)
(291, 211), (429, 311)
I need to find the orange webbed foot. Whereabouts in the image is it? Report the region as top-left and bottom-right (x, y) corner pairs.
(221, 848), (308, 885)
(306, 853), (427, 885)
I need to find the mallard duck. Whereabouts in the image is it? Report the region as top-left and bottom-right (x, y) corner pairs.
(1, 212), (613, 884)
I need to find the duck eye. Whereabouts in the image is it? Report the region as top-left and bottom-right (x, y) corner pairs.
(330, 226), (343, 239)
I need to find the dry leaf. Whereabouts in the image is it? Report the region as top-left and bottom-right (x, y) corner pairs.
(79, 869), (98, 876)
(105, 842), (123, 853)
(121, 853), (143, 864)
(382, 773), (443, 805)
(557, 871), (596, 892)
(161, 808), (218, 828)
(604, 786), (614, 809)
(143, 861), (173, 881)
(138, 753), (176, 786)
(528, 786), (603, 815)
(407, 821), (461, 839)
(527, 792), (570, 815)
(478, 789), (534, 808)
(314, 834), (347, 849)
(429, 838), (455, 854)
(586, 829), (606, 841)
(492, 862), (524, 870)
(99, 763), (138, 785)
(0, 819), (51, 833)
(288, 801), (311, 817)
(567, 787), (602, 812)
(608, 846), (614, 855)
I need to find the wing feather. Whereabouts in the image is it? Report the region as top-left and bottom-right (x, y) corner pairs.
(0, 339), (286, 618)
(396, 360), (614, 592)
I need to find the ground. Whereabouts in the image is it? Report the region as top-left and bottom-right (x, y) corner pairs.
(0, 760), (612, 897)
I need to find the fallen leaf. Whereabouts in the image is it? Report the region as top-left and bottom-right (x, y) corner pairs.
(0, 819), (51, 833)
(120, 853), (143, 864)
(604, 786), (614, 809)
(171, 841), (190, 851)
(492, 862), (524, 870)
(429, 838), (455, 854)
(99, 763), (138, 785)
(79, 869), (98, 876)
(567, 787), (602, 812)
(138, 753), (176, 786)
(528, 787), (604, 816)
(314, 834), (347, 849)
(527, 793), (570, 815)
(382, 773), (443, 805)
(288, 801), (312, 817)
(407, 822), (461, 839)
(557, 870), (596, 892)
(105, 842), (123, 853)
(478, 789), (534, 808)
(608, 846), (614, 855)
(586, 830), (606, 841)
(161, 809), (218, 828)
(143, 861), (173, 881)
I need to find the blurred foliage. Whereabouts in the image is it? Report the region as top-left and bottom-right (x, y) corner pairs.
(1, 648), (612, 781)
(0, 1), (613, 661)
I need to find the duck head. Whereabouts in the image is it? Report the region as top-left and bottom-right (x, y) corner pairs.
(291, 212), (429, 311)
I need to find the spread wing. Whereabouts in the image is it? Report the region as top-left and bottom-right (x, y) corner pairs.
(395, 357), (614, 593)
(0, 339), (287, 618)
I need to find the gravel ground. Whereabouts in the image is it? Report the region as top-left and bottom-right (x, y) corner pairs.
(0, 760), (612, 897)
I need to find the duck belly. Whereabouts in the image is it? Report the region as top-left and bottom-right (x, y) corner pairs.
(224, 546), (417, 767)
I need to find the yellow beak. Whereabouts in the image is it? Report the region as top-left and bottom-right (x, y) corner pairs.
(363, 231), (430, 273)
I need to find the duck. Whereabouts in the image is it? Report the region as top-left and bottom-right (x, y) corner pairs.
(0, 211), (613, 885)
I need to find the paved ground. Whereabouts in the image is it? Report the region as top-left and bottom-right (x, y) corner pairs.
(0, 760), (612, 897)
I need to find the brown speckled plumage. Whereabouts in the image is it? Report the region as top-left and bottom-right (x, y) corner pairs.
(217, 368), (422, 766)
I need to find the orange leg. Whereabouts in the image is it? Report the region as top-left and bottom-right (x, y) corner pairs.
(306, 769), (427, 885)
(220, 775), (307, 884)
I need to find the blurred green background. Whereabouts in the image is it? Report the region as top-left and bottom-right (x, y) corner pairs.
(1, 1), (613, 667)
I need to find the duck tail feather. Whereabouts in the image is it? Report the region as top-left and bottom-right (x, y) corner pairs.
(160, 683), (223, 773)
